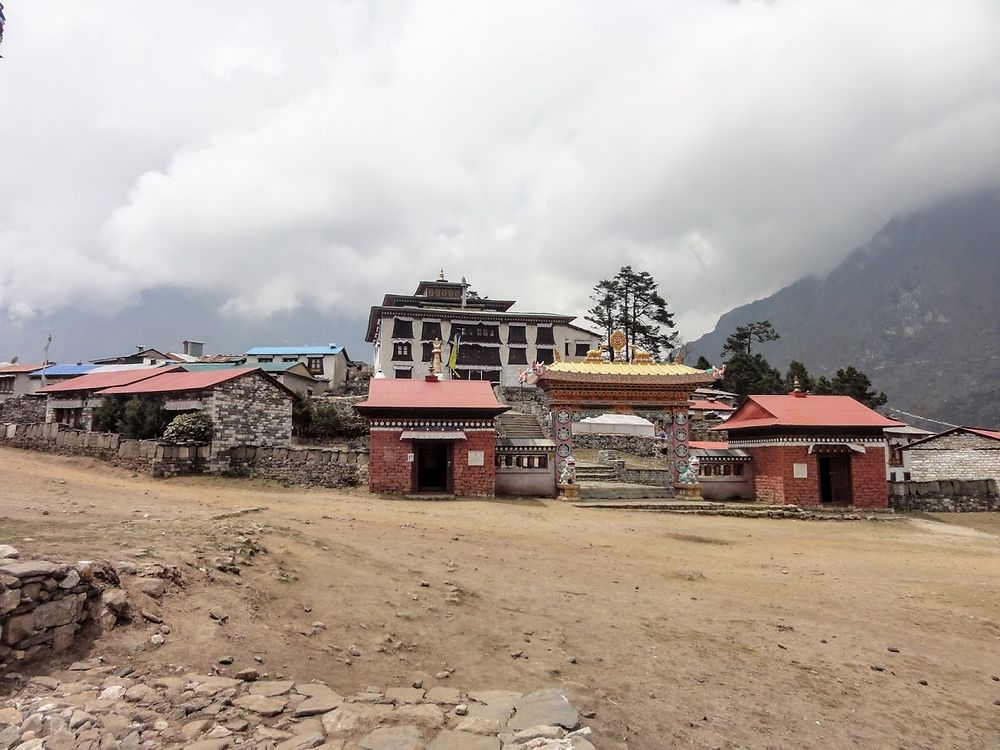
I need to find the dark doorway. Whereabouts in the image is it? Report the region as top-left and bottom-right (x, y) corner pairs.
(818, 455), (852, 505)
(416, 442), (450, 493)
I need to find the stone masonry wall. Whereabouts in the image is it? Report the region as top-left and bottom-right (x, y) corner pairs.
(570, 432), (661, 457)
(495, 386), (549, 431)
(889, 479), (999, 512)
(0, 395), (46, 424)
(215, 445), (368, 488)
(906, 431), (1000, 484)
(1, 558), (102, 673)
(208, 373), (293, 450)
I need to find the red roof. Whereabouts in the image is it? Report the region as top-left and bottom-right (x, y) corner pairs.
(968, 427), (1000, 440)
(356, 378), (507, 412)
(688, 400), (735, 412)
(719, 394), (902, 430)
(689, 440), (729, 450)
(902, 426), (1000, 449)
(97, 369), (283, 396)
(38, 367), (178, 394)
(0, 363), (45, 374)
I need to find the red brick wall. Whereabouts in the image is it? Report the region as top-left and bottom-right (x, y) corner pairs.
(451, 430), (496, 497)
(369, 430), (414, 494)
(750, 444), (887, 508)
(367, 429), (496, 497)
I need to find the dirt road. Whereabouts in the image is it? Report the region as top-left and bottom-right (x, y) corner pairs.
(2, 447), (999, 749)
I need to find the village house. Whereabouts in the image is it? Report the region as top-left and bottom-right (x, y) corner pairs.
(355, 375), (509, 496)
(719, 388), (901, 508)
(97, 369), (295, 449)
(0, 363), (46, 401)
(365, 270), (600, 385)
(37, 367), (177, 430)
(245, 345), (351, 391)
(884, 424), (934, 482)
(900, 427), (1000, 484)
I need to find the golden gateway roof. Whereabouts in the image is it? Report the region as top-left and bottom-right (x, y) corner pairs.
(537, 359), (715, 385)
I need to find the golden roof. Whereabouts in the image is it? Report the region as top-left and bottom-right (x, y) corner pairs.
(544, 360), (705, 377)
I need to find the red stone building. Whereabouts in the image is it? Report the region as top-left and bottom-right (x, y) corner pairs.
(355, 378), (509, 496)
(719, 391), (900, 508)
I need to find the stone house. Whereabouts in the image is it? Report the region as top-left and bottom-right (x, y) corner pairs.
(0, 363), (45, 401)
(900, 427), (1000, 484)
(355, 377), (509, 496)
(245, 345), (351, 391)
(365, 271), (600, 385)
(719, 390), (901, 508)
(884, 424), (934, 482)
(38, 367), (177, 430)
(98, 369), (295, 450)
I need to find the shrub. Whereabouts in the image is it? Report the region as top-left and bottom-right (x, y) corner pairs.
(162, 411), (215, 443)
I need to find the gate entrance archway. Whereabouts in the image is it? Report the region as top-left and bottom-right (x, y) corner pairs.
(535, 339), (717, 487)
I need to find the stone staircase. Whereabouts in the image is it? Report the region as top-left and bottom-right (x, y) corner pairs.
(573, 462), (618, 482)
(497, 411), (547, 439)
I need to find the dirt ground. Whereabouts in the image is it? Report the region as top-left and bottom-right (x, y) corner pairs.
(2, 447), (999, 749)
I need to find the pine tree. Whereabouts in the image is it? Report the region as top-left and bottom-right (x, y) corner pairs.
(721, 320), (780, 358)
(584, 266), (677, 360)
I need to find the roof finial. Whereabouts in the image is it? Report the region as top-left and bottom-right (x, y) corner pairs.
(438, 268), (446, 281)
(791, 377), (807, 397)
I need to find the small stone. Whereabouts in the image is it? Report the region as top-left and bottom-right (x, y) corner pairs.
(0, 545), (19, 559)
(218, 656), (234, 665)
(454, 704), (469, 716)
(992, 675), (1000, 682)
(510, 650), (523, 659)
(209, 608), (229, 623)
(236, 668), (261, 681)
(918, 680), (928, 686)
(420, 580), (430, 587)
(887, 646), (900, 653)
(233, 694), (287, 716)
(150, 634), (165, 647)
(435, 671), (450, 680)
(349, 645), (363, 657)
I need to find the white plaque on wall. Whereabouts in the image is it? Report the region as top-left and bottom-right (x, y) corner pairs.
(467, 450), (485, 466)
(793, 462), (808, 479)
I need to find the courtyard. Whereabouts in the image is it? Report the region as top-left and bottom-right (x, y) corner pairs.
(1, 447), (998, 749)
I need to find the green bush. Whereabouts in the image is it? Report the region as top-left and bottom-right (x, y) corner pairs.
(162, 411), (215, 443)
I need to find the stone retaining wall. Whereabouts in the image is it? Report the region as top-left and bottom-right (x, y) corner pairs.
(0, 395), (46, 424)
(0, 558), (103, 673)
(571, 433), (660, 457)
(888, 479), (999, 512)
(495, 386), (549, 431)
(214, 444), (369, 488)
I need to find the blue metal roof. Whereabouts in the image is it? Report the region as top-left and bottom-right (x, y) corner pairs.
(31, 364), (98, 377)
(247, 345), (344, 356)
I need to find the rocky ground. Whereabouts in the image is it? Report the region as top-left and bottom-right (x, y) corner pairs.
(0, 658), (596, 749)
(1, 448), (1000, 749)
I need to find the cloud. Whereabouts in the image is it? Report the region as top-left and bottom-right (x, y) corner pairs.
(2, 0), (999, 346)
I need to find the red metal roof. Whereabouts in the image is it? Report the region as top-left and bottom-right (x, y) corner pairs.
(97, 369), (269, 395)
(356, 378), (506, 411)
(720, 394), (902, 430)
(0, 363), (45, 374)
(689, 440), (729, 450)
(968, 427), (1000, 440)
(688, 400), (735, 411)
(38, 367), (178, 394)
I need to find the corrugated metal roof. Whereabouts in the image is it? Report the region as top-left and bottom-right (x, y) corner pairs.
(357, 378), (506, 411)
(38, 366), (175, 393)
(901, 426), (1000, 449)
(247, 345), (344, 355)
(0, 363), (45, 374)
(688, 400), (735, 411)
(32, 364), (99, 378)
(98, 369), (258, 395)
(721, 394), (902, 430)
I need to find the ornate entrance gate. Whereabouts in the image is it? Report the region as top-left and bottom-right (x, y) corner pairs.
(535, 336), (716, 486)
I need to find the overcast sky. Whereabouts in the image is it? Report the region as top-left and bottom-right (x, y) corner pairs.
(2, 0), (999, 361)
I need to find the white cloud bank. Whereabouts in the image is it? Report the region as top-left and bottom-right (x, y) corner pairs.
(1, 0), (999, 340)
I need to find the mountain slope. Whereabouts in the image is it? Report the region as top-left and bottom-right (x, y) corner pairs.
(689, 190), (1000, 427)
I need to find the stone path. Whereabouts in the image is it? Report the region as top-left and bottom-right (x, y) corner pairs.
(0, 660), (597, 749)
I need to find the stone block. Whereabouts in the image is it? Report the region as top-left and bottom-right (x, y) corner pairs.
(0, 587), (20, 615)
(33, 596), (82, 629)
(4, 613), (34, 645)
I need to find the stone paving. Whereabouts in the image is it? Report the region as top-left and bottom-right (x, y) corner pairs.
(0, 660), (597, 749)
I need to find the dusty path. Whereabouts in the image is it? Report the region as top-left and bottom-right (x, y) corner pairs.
(2, 447), (999, 749)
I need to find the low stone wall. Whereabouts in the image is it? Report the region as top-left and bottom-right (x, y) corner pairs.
(889, 479), (999, 512)
(1, 557), (102, 673)
(571, 432), (661, 457)
(495, 386), (549, 430)
(215, 444), (369, 488)
(0, 422), (207, 477)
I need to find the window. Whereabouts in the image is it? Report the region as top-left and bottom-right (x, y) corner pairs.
(394, 367), (412, 379)
(733, 464), (743, 476)
(903, 472), (911, 481)
(508, 326), (527, 344)
(535, 348), (554, 364)
(565, 342), (571, 356)
(461, 369), (501, 384)
(889, 449), (903, 467)
(723, 464), (732, 476)
(392, 342), (412, 361)
(0, 377), (13, 394)
(422, 342), (434, 362)
(535, 326), (555, 345)
(421, 321), (442, 340)
(282, 357), (298, 363)
(257, 357), (273, 363)
(392, 318), (414, 338)
(306, 357), (324, 375)
(508, 348), (528, 365)
(575, 342), (591, 357)
(452, 323), (500, 343)
(457, 344), (501, 367)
